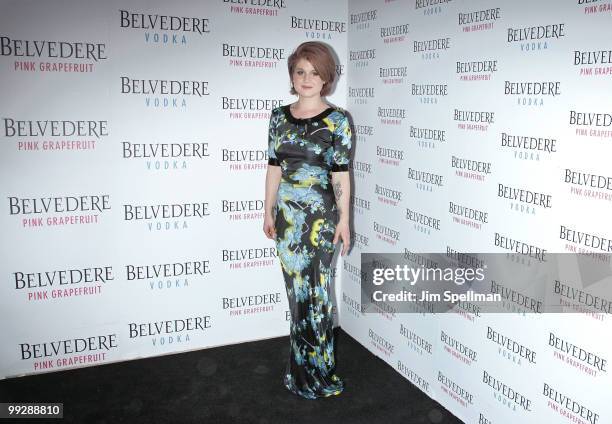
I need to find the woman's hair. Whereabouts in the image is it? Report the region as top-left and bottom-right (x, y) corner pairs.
(287, 42), (336, 97)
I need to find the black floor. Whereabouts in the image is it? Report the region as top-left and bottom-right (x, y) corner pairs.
(0, 328), (462, 424)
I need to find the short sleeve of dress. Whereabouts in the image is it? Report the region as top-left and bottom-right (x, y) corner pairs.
(331, 112), (352, 172)
(267, 108), (280, 166)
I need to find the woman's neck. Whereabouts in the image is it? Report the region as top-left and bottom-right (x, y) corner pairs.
(292, 96), (328, 113)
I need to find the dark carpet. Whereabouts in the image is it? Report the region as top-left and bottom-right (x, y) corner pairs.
(0, 328), (463, 424)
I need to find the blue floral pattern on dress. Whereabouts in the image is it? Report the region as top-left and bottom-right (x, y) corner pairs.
(267, 104), (352, 399)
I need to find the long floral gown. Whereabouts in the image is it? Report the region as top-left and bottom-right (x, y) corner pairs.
(267, 103), (352, 399)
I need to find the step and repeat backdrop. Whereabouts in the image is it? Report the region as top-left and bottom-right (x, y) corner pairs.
(2, 0), (611, 422)
(0, 0), (347, 379)
(341, 0), (611, 423)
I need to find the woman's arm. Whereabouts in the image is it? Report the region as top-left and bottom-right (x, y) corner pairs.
(263, 165), (282, 239)
(331, 171), (350, 255)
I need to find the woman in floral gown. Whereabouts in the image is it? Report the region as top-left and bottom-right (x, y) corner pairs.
(263, 41), (352, 399)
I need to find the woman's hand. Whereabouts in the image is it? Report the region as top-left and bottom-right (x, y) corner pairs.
(333, 220), (350, 256)
(263, 213), (276, 240)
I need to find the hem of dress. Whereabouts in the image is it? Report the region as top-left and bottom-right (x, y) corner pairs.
(283, 374), (345, 400)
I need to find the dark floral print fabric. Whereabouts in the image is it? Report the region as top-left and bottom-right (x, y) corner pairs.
(267, 104), (352, 399)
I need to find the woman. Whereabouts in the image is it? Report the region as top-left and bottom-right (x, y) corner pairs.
(263, 41), (352, 399)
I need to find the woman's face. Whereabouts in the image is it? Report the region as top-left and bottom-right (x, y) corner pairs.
(291, 58), (325, 98)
